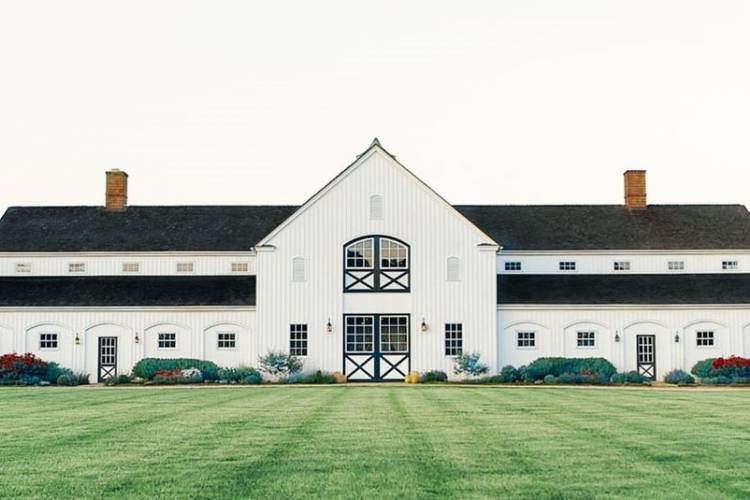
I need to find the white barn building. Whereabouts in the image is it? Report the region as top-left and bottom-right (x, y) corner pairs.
(1, 139), (750, 382)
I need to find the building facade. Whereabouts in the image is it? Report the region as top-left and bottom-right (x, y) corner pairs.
(2, 139), (750, 381)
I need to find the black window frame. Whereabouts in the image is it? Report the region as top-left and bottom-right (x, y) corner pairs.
(444, 323), (463, 356)
(504, 261), (522, 271)
(157, 332), (177, 349)
(343, 235), (410, 293)
(39, 333), (59, 349)
(696, 330), (714, 347)
(289, 324), (308, 356)
(217, 332), (237, 349)
(576, 331), (596, 348)
(517, 331), (536, 348)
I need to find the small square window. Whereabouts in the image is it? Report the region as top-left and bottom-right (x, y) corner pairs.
(577, 331), (595, 348)
(613, 261), (630, 271)
(15, 263), (32, 273)
(289, 324), (308, 356)
(696, 331), (714, 347)
(39, 333), (58, 349)
(505, 261), (522, 271)
(176, 263), (194, 273)
(559, 261), (576, 271)
(517, 331), (536, 348)
(231, 262), (249, 273)
(68, 263), (86, 273)
(158, 333), (177, 349)
(444, 323), (463, 356)
(217, 332), (237, 349)
(668, 261), (685, 271)
(122, 262), (140, 273)
(722, 261), (738, 270)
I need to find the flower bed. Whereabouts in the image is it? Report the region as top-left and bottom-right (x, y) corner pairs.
(691, 356), (750, 384)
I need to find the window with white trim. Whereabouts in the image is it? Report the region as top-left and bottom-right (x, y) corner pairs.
(613, 261), (630, 271)
(217, 332), (237, 349)
(122, 262), (140, 273)
(446, 257), (460, 281)
(696, 331), (714, 347)
(370, 194), (384, 220)
(668, 261), (684, 271)
(231, 262), (249, 273)
(722, 260), (738, 270)
(68, 263), (86, 273)
(577, 331), (595, 348)
(517, 331), (536, 348)
(344, 236), (409, 292)
(176, 262), (194, 273)
(158, 333), (177, 349)
(289, 324), (308, 356)
(292, 257), (305, 282)
(505, 261), (522, 271)
(15, 263), (31, 273)
(444, 323), (463, 356)
(39, 333), (58, 349)
(559, 261), (576, 271)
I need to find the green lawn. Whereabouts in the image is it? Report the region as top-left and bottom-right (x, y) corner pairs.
(1, 386), (749, 499)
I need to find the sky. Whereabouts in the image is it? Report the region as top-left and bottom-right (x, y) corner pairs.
(1, 0), (749, 216)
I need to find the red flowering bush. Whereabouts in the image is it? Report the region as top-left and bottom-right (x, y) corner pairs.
(711, 356), (750, 378)
(0, 353), (49, 381)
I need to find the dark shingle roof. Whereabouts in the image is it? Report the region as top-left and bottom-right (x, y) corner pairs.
(498, 274), (750, 304)
(0, 276), (256, 307)
(456, 205), (750, 250)
(1, 204), (749, 252)
(0, 206), (297, 252)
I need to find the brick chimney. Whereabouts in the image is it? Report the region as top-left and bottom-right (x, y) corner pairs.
(623, 170), (646, 209)
(105, 169), (128, 211)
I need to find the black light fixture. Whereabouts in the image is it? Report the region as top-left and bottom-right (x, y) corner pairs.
(420, 318), (428, 332)
(614, 332), (620, 343)
(134, 332), (140, 344)
(74, 333), (80, 346)
(326, 318), (333, 333)
(675, 332), (680, 343)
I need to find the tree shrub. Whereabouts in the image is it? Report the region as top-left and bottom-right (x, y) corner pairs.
(421, 370), (448, 383)
(132, 358), (220, 380)
(495, 365), (520, 383)
(218, 366), (260, 383)
(690, 358), (716, 378)
(543, 374), (557, 384)
(710, 356), (750, 378)
(259, 352), (303, 378)
(244, 372), (263, 385)
(453, 352), (489, 377)
(282, 370), (337, 384)
(524, 357), (616, 382)
(611, 371), (649, 384)
(663, 369), (695, 385)
(56, 374), (73, 386)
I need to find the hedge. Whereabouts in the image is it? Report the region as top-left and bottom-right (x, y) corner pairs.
(524, 357), (617, 382)
(133, 358), (220, 380)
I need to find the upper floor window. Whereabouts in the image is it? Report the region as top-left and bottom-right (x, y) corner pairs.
(722, 260), (738, 270)
(15, 263), (31, 273)
(696, 331), (714, 347)
(344, 236), (409, 292)
(446, 257), (460, 281)
(559, 261), (576, 271)
(292, 257), (306, 282)
(613, 261), (630, 271)
(176, 262), (194, 273)
(370, 195), (384, 220)
(122, 262), (140, 273)
(668, 261), (684, 271)
(231, 262), (249, 273)
(68, 263), (86, 273)
(505, 261), (522, 271)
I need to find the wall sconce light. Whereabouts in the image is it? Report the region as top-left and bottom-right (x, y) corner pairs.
(326, 318), (333, 333)
(134, 332), (140, 344)
(614, 332), (620, 343)
(74, 333), (81, 346)
(674, 332), (680, 343)
(420, 318), (428, 332)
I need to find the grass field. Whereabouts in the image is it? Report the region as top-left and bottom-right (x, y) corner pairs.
(1, 386), (749, 499)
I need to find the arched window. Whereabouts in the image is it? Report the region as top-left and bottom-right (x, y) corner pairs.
(370, 195), (384, 220)
(344, 236), (409, 292)
(446, 257), (460, 281)
(292, 257), (306, 282)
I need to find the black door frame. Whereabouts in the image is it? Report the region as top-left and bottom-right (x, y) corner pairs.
(636, 334), (656, 380)
(343, 313), (411, 382)
(97, 336), (118, 382)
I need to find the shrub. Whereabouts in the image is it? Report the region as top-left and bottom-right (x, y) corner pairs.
(690, 358), (716, 378)
(664, 369), (695, 385)
(421, 370), (448, 383)
(524, 357), (616, 382)
(56, 374), (73, 386)
(333, 371), (347, 384)
(611, 370), (649, 384)
(495, 365), (520, 383)
(132, 358), (220, 380)
(283, 370), (338, 384)
(45, 362), (68, 383)
(244, 372), (263, 385)
(73, 372), (90, 385)
(151, 368), (202, 384)
(543, 374), (557, 384)
(218, 366), (260, 383)
(116, 374), (132, 384)
(0, 353), (49, 382)
(259, 352), (303, 378)
(702, 375), (732, 385)
(404, 371), (421, 384)
(710, 356), (750, 378)
(453, 352), (489, 377)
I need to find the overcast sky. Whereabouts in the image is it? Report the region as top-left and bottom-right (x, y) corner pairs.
(1, 1), (749, 216)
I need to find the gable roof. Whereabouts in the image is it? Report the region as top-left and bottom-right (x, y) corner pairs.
(457, 204), (750, 251)
(0, 276), (256, 307)
(498, 273), (750, 304)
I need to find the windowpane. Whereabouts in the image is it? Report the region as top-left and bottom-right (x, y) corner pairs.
(722, 260), (738, 270)
(122, 262), (140, 273)
(517, 331), (536, 348)
(15, 263), (31, 273)
(668, 261), (684, 271)
(380, 239), (408, 269)
(696, 331), (714, 347)
(68, 263), (86, 273)
(289, 324), (308, 356)
(345, 316), (374, 353)
(176, 262), (194, 273)
(613, 261), (630, 271)
(380, 316), (408, 353)
(505, 261), (522, 271)
(346, 239), (373, 269)
(444, 323), (463, 356)
(559, 261), (576, 271)
(577, 331), (595, 347)
(217, 332), (236, 349)
(39, 333), (58, 349)
(158, 333), (176, 349)
(231, 262), (249, 273)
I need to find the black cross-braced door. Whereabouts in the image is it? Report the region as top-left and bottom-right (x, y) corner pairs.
(343, 314), (410, 381)
(98, 336), (118, 382)
(636, 335), (656, 380)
